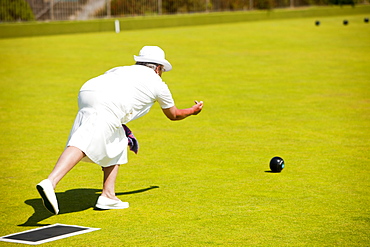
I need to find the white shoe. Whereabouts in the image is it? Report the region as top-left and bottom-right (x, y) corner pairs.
(95, 196), (129, 210)
(36, 179), (59, 215)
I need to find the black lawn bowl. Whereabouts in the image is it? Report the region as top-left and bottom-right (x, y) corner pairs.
(365, 18), (369, 23)
(269, 157), (285, 173)
(343, 20), (349, 25)
(315, 20), (320, 26)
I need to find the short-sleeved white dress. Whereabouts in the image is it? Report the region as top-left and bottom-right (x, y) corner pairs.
(66, 65), (175, 167)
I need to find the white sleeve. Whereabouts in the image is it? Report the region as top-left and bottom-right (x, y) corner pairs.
(157, 83), (175, 109)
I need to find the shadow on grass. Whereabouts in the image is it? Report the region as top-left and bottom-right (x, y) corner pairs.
(18, 186), (159, 227)
(264, 171), (282, 173)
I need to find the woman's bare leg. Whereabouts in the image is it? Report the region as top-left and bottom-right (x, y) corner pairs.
(47, 146), (86, 188)
(101, 165), (120, 200)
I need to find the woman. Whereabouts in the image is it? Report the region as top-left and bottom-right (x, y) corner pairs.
(36, 46), (204, 214)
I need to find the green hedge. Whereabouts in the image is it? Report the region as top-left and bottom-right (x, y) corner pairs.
(0, 0), (34, 22)
(0, 5), (369, 39)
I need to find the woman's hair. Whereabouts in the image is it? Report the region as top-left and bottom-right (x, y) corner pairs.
(135, 62), (160, 71)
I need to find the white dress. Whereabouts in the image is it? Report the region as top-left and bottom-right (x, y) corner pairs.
(66, 65), (175, 167)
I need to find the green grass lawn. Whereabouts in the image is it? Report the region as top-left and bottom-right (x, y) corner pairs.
(1, 13), (369, 246)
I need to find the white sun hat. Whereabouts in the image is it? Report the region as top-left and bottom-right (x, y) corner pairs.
(134, 46), (172, 72)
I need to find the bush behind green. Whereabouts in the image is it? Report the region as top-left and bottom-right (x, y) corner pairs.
(0, 0), (34, 22)
(0, 5), (369, 38)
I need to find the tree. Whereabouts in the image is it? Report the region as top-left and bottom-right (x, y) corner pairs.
(0, 0), (35, 22)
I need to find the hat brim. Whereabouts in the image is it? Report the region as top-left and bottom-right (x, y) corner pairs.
(134, 56), (172, 72)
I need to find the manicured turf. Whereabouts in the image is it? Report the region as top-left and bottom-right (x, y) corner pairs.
(1, 13), (369, 246)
